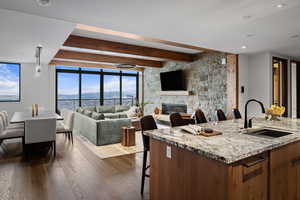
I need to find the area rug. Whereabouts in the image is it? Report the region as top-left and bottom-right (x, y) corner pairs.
(76, 131), (144, 159)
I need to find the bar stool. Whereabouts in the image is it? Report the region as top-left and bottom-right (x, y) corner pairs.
(140, 115), (157, 195)
(170, 113), (195, 127)
(232, 108), (242, 119)
(216, 109), (227, 121)
(195, 109), (208, 124)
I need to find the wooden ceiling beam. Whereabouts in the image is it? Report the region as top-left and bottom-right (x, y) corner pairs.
(49, 60), (144, 72)
(64, 35), (195, 62)
(54, 50), (163, 68)
(76, 24), (226, 54)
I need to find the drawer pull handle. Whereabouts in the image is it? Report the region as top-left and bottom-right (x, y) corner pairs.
(242, 156), (266, 168)
(292, 156), (300, 166)
(243, 168), (262, 182)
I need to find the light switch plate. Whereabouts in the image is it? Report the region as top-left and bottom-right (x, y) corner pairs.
(166, 146), (171, 159)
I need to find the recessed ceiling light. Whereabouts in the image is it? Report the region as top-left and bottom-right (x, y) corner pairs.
(291, 34), (300, 38)
(242, 15), (252, 19)
(276, 3), (286, 8)
(241, 45), (247, 49)
(36, 0), (51, 7)
(246, 34), (255, 38)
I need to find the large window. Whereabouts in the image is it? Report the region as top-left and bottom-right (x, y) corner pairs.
(104, 75), (120, 105)
(0, 63), (20, 102)
(81, 74), (100, 107)
(57, 72), (79, 111)
(56, 66), (138, 111)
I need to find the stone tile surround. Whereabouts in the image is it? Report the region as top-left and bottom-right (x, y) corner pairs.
(144, 53), (227, 121)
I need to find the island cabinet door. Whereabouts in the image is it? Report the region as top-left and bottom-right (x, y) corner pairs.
(270, 141), (300, 200)
(228, 153), (268, 200)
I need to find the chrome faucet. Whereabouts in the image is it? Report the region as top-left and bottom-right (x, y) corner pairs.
(244, 99), (265, 128)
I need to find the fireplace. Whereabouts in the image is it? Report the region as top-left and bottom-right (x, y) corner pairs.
(161, 103), (187, 115)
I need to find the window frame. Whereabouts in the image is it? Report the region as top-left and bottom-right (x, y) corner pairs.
(0, 62), (21, 102)
(55, 67), (139, 112)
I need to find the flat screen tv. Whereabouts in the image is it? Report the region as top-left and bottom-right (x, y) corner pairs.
(160, 70), (185, 91)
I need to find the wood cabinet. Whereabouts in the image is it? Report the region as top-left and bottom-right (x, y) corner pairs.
(270, 141), (300, 200)
(150, 139), (268, 200)
(229, 154), (268, 200)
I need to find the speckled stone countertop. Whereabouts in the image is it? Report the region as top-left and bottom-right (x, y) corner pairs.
(144, 118), (300, 164)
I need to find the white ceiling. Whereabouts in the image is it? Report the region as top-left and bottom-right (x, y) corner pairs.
(0, 8), (75, 63)
(0, 0), (300, 60)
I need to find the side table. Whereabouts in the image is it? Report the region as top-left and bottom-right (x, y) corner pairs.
(121, 126), (136, 147)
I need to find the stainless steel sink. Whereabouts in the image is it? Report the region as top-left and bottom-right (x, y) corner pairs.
(244, 129), (293, 138)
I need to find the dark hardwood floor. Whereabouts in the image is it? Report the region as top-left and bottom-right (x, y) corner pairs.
(0, 135), (149, 200)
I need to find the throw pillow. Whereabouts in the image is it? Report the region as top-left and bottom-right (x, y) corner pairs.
(115, 105), (130, 112)
(103, 113), (120, 119)
(77, 107), (84, 114)
(83, 110), (92, 117)
(91, 112), (105, 120)
(126, 106), (139, 118)
(96, 105), (115, 113)
(84, 106), (96, 112)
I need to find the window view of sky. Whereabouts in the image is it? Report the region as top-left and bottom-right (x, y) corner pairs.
(0, 63), (20, 101)
(56, 66), (138, 110)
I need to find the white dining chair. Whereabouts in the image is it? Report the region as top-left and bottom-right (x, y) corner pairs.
(56, 109), (74, 144)
(25, 118), (57, 156)
(0, 111), (24, 130)
(0, 113), (24, 151)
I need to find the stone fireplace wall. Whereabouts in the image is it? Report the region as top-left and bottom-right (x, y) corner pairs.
(144, 53), (227, 121)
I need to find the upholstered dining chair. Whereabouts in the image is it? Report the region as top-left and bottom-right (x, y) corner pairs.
(195, 109), (208, 124)
(170, 112), (195, 127)
(25, 118), (56, 156)
(0, 113), (24, 151)
(216, 109), (227, 121)
(56, 109), (74, 143)
(232, 108), (242, 119)
(0, 111), (24, 130)
(140, 115), (158, 195)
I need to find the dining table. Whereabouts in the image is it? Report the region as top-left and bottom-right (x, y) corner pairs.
(10, 111), (63, 124)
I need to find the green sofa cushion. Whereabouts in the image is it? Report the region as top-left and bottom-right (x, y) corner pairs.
(103, 113), (120, 119)
(119, 113), (128, 118)
(96, 105), (115, 113)
(83, 110), (92, 117)
(91, 112), (105, 120)
(76, 107), (84, 114)
(115, 105), (130, 112)
(84, 106), (96, 112)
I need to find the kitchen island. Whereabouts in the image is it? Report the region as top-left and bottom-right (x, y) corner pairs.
(145, 118), (300, 200)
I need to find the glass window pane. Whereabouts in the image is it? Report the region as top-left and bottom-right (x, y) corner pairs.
(103, 68), (120, 73)
(57, 72), (79, 111)
(0, 63), (20, 101)
(122, 76), (137, 105)
(81, 74), (100, 107)
(121, 70), (138, 74)
(81, 67), (100, 72)
(104, 75), (120, 105)
(56, 66), (79, 70)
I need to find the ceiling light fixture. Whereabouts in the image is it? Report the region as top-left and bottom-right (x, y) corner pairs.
(36, 0), (51, 7)
(242, 15), (252, 19)
(35, 45), (43, 77)
(276, 3), (286, 8)
(291, 34), (300, 39)
(241, 45), (247, 49)
(246, 34), (255, 38)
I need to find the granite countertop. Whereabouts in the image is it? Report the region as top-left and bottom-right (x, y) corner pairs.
(144, 118), (300, 164)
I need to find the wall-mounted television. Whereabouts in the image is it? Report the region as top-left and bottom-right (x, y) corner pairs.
(160, 70), (185, 91)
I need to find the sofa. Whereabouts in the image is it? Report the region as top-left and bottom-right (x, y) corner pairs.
(73, 105), (138, 146)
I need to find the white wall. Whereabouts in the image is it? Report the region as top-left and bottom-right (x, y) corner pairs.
(0, 63), (55, 118)
(238, 54), (249, 115)
(246, 52), (272, 116)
